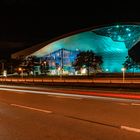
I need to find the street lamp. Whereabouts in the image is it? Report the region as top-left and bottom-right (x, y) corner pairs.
(18, 67), (23, 78)
(58, 66), (63, 79)
(121, 67), (126, 83)
(44, 61), (46, 67)
(43, 61), (47, 75)
(105, 69), (109, 72)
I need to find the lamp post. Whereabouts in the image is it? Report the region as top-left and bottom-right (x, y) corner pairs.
(121, 67), (126, 83)
(44, 61), (46, 75)
(19, 68), (23, 78)
(44, 61), (46, 67)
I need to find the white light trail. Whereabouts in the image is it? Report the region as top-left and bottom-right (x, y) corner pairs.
(0, 87), (139, 103)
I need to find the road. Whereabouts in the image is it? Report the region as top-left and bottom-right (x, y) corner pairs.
(0, 85), (140, 140)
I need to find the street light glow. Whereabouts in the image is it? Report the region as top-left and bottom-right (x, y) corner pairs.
(18, 68), (22, 71)
(121, 67), (126, 83)
(121, 67), (126, 72)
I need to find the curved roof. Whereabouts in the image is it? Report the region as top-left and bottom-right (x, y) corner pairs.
(31, 23), (140, 57)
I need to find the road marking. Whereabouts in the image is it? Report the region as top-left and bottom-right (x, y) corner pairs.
(11, 104), (52, 114)
(121, 126), (140, 133)
(131, 103), (140, 106)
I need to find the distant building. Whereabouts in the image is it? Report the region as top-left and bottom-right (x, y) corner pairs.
(11, 23), (140, 74)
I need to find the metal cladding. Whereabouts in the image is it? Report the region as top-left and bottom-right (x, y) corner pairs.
(31, 24), (140, 73)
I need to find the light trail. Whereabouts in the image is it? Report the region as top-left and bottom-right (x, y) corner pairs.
(0, 87), (140, 103)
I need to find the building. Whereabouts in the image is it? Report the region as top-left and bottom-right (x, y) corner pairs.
(12, 23), (140, 74)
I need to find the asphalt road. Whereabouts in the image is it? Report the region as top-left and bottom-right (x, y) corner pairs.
(0, 86), (140, 140)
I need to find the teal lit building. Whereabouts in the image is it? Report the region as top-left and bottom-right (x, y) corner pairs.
(12, 24), (140, 74)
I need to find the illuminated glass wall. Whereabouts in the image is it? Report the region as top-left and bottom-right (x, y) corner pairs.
(43, 49), (79, 74)
(31, 24), (140, 73)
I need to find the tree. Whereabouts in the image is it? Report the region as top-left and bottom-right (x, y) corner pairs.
(73, 50), (102, 75)
(7, 58), (23, 74)
(0, 58), (23, 74)
(129, 41), (140, 63)
(40, 61), (49, 75)
(23, 56), (41, 76)
(92, 55), (103, 72)
(123, 56), (140, 73)
(123, 56), (133, 70)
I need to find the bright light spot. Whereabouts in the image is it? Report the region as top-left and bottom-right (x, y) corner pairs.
(50, 70), (56, 75)
(81, 68), (87, 74)
(121, 68), (126, 72)
(18, 68), (22, 71)
(105, 69), (109, 72)
(58, 67), (61, 71)
(128, 33), (131, 37)
(116, 25), (119, 28)
(3, 70), (7, 77)
(126, 28), (130, 31)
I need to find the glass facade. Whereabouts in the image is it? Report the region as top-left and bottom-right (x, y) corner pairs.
(31, 24), (140, 73)
(41, 48), (79, 75)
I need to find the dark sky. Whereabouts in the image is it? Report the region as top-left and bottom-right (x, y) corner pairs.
(0, 0), (140, 58)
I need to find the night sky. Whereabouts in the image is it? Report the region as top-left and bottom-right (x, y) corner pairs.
(0, 0), (140, 58)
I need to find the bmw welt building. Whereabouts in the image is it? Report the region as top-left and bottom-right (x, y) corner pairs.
(11, 24), (140, 74)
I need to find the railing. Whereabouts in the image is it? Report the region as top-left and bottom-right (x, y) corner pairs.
(0, 77), (140, 84)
